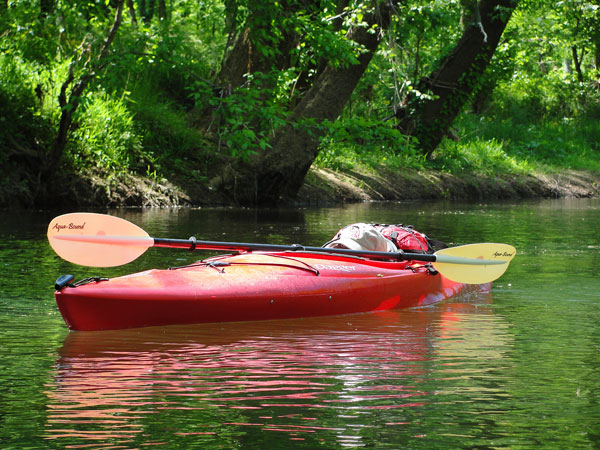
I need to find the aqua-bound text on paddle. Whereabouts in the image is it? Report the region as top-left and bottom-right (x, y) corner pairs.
(52, 222), (86, 232)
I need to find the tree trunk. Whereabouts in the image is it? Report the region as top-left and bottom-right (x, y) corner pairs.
(397, 0), (517, 157)
(158, 0), (167, 21)
(40, 0), (54, 17)
(215, 1), (398, 205)
(48, 0), (124, 172)
(126, 0), (138, 25)
(571, 45), (585, 82)
(217, 0), (311, 90)
(596, 40), (600, 88)
(140, 0), (154, 23)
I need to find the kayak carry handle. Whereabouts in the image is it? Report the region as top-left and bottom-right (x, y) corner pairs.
(55, 274), (75, 291)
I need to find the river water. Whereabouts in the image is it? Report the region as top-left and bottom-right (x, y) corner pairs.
(1, 199), (599, 449)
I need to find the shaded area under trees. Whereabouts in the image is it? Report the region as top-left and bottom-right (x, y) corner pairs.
(1, 0), (599, 208)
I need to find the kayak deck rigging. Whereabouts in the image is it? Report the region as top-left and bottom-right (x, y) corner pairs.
(169, 252), (323, 276)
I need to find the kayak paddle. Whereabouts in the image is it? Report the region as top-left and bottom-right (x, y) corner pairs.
(47, 212), (515, 284)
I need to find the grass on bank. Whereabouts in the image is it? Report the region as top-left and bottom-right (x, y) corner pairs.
(314, 112), (600, 176)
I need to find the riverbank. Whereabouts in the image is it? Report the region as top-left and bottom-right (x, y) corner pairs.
(297, 166), (600, 205)
(169, 165), (600, 206)
(4, 164), (596, 209)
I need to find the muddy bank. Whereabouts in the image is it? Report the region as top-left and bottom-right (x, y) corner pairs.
(120, 166), (600, 206)
(68, 166), (600, 207)
(296, 167), (600, 205)
(2, 165), (599, 208)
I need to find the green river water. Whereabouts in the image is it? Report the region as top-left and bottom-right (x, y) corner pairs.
(0, 199), (599, 449)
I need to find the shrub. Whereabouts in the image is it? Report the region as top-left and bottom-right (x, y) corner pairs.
(316, 117), (425, 171)
(434, 137), (533, 174)
(70, 92), (145, 172)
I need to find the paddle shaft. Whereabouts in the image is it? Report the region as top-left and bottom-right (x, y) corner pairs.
(154, 237), (430, 261)
(154, 237), (505, 265)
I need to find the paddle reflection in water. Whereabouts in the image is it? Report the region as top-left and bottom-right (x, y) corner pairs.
(44, 289), (513, 449)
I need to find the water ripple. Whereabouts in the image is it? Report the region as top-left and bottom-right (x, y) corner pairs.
(41, 292), (519, 448)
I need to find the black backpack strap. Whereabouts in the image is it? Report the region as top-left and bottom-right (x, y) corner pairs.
(426, 237), (448, 253)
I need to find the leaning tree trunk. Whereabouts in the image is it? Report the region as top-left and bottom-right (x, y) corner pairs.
(217, 0), (311, 90)
(48, 0), (124, 171)
(397, 0), (518, 157)
(596, 40), (600, 88)
(215, 0), (399, 205)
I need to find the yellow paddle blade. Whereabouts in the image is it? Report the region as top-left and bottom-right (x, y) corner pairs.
(48, 213), (154, 267)
(433, 243), (516, 284)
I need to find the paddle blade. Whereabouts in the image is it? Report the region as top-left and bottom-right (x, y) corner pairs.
(48, 213), (153, 267)
(433, 243), (516, 284)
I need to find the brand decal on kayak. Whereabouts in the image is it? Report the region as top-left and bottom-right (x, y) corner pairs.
(493, 251), (514, 258)
(314, 264), (356, 272)
(52, 222), (86, 232)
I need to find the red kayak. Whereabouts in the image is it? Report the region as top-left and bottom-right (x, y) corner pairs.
(49, 213), (514, 331)
(55, 251), (481, 331)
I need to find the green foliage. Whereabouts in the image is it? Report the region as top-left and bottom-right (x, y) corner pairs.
(1, 0), (600, 207)
(0, 54), (41, 131)
(315, 117), (425, 170)
(131, 85), (214, 178)
(70, 91), (145, 172)
(500, 4), (600, 109)
(189, 72), (289, 160)
(233, 0), (365, 72)
(491, 70), (600, 121)
(104, 12), (225, 104)
(0, 53), (54, 204)
(0, 53), (54, 154)
(433, 136), (533, 174)
(451, 113), (600, 172)
(393, 1), (463, 82)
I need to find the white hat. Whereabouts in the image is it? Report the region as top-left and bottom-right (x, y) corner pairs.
(324, 223), (397, 252)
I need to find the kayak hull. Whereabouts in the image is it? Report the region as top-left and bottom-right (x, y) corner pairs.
(55, 252), (479, 331)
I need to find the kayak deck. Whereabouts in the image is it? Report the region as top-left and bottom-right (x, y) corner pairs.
(55, 251), (477, 331)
